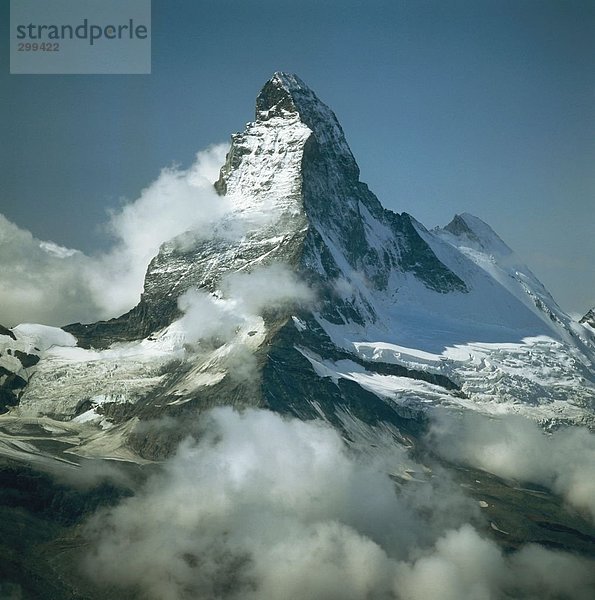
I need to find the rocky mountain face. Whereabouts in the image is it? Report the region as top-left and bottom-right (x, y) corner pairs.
(1, 73), (595, 598)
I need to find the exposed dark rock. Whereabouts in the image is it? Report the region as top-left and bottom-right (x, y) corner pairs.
(0, 459), (141, 600)
(0, 324), (16, 340)
(0, 366), (27, 413)
(14, 350), (40, 369)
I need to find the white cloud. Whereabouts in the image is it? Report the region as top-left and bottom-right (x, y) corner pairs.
(396, 524), (595, 600)
(395, 525), (507, 600)
(0, 144), (229, 327)
(177, 289), (243, 343)
(173, 264), (315, 379)
(0, 213), (98, 326)
(91, 144), (230, 317)
(81, 408), (434, 599)
(428, 410), (595, 523)
(176, 263), (315, 344)
(81, 408), (595, 600)
(222, 263), (314, 315)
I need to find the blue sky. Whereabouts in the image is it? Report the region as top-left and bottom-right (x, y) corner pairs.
(1, 0), (594, 314)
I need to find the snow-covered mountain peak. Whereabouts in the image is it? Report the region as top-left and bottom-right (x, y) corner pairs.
(255, 72), (310, 118)
(2, 72), (595, 597)
(431, 213), (595, 356)
(442, 213), (513, 258)
(254, 71), (359, 178)
(581, 307), (595, 329)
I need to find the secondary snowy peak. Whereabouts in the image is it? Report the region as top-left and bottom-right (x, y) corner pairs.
(436, 213), (556, 306)
(442, 213), (513, 257)
(581, 308), (595, 329)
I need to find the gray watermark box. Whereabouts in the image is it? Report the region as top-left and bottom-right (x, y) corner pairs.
(10, 0), (151, 74)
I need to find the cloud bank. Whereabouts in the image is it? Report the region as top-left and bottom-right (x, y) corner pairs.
(429, 411), (595, 523)
(82, 408), (595, 600)
(0, 144), (229, 327)
(0, 214), (97, 327)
